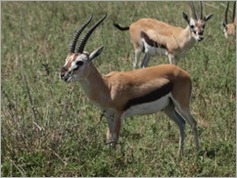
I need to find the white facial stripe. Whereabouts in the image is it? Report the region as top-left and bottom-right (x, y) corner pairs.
(68, 61), (78, 71)
(63, 58), (69, 68)
(68, 54), (87, 71)
(189, 19), (196, 26)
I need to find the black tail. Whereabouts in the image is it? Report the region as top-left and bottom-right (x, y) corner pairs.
(113, 23), (129, 31)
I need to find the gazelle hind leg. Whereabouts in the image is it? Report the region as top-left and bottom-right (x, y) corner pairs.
(173, 99), (200, 151)
(164, 99), (186, 156)
(133, 48), (142, 70)
(140, 53), (150, 68)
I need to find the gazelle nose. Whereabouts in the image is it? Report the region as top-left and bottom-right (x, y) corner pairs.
(60, 72), (70, 82)
(198, 36), (204, 41)
(198, 31), (204, 36)
(61, 67), (67, 79)
(60, 73), (65, 79)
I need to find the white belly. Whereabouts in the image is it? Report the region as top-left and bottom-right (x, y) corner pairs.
(142, 39), (168, 56)
(122, 93), (171, 118)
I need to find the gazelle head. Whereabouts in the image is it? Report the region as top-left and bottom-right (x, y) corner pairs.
(223, 1), (236, 38)
(61, 14), (106, 82)
(183, 1), (213, 42)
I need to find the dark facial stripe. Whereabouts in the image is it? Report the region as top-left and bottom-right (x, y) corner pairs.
(123, 82), (173, 111)
(141, 31), (167, 49)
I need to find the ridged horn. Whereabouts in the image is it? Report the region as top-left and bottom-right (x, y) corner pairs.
(199, 1), (203, 19)
(232, 1), (236, 23)
(190, 1), (198, 20)
(224, 2), (229, 25)
(69, 14), (93, 53)
(76, 13), (107, 54)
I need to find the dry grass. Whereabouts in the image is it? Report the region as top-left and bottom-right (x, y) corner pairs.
(1, 1), (236, 177)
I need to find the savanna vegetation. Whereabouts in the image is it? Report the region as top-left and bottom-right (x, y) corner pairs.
(1, 1), (236, 177)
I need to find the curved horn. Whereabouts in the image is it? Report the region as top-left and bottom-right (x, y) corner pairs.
(190, 1), (198, 20)
(224, 2), (229, 25)
(232, 1), (236, 23)
(199, 1), (203, 19)
(77, 13), (107, 54)
(69, 14), (93, 53)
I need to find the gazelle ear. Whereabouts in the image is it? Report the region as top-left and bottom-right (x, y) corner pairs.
(204, 13), (213, 22)
(89, 46), (104, 61)
(182, 12), (190, 24)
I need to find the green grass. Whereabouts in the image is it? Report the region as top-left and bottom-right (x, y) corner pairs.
(1, 1), (236, 177)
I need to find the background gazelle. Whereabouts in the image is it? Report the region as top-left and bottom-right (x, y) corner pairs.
(61, 14), (199, 156)
(223, 1), (236, 38)
(113, 1), (213, 69)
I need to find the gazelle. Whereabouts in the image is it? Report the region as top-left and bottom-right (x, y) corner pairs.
(60, 14), (199, 156)
(223, 1), (236, 38)
(113, 1), (213, 69)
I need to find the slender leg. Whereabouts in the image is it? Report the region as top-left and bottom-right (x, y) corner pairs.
(141, 53), (150, 68)
(106, 112), (122, 146)
(164, 101), (186, 156)
(174, 57), (180, 65)
(168, 54), (177, 65)
(133, 48), (142, 70)
(173, 101), (200, 151)
(114, 115), (122, 141)
(106, 113), (114, 144)
(177, 108), (199, 151)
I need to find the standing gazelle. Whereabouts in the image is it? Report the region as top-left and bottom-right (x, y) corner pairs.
(113, 1), (213, 69)
(223, 1), (236, 38)
(61, 14), (199, 156)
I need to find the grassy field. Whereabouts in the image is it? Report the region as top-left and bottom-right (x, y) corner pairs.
(1, 1), (236, 177)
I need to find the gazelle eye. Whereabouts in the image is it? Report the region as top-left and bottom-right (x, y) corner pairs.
(76, 61), (84, 66)
(73, 61), (84, 71)
(190, 25), (195, 29)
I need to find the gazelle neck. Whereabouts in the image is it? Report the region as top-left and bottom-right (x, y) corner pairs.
(79, 63), (111, 109)
(177, 26), (196, 51)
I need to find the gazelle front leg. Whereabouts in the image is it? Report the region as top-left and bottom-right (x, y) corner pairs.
(106, 112), (122, 146)
(168, 54), (179, 65)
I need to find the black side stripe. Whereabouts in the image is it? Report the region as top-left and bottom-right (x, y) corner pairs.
(123, 82), (173, 111)
(141, 31), (167, 50)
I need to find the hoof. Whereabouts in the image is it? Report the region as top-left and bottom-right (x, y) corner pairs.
(107, 140), (117, 147)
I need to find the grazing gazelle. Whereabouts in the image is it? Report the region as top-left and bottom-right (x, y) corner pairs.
(223, 1), (236, 38)
(60, 14), (199, 156)
(113, 1), (213, 69)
